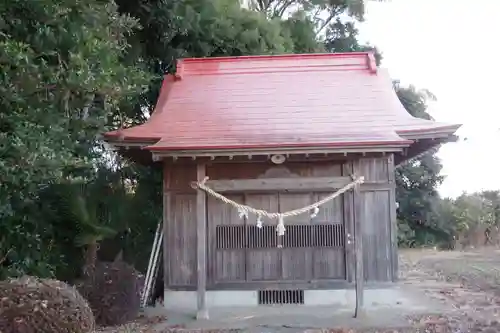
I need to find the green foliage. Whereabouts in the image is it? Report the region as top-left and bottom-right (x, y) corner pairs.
(320, 11), (450, 249)
(63, 184), (118, 248)
(114, 0), (329, 119)
(46, 175), (130, 277)
(169, 0), (294, 57)
(449, 191), (500, 232)
(281, 11), (325, 53)
(116, 165), (163, 272)
(1, 0), (462, 285)
(323, 16), (453, 250)
(323, 17), (381, 62)
(0, 0), (150, 278)
(394, 86), (451, 247)
(27, 166), (160, 282)
(414, 190), (500, 249)
(249, 0), (365, 33)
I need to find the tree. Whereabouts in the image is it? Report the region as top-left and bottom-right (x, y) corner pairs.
(394, 86), (450, 247)
(0, 0), (150, 278)
(320, 7), (451, 248)
(114, 0), (325, 122)
(63, 182), (121, 277)
(247, 0), (364, 36)
(447, 190), (500, 247)
(0, 0), (410, 281)
(481, 190), (500, 227)
(325, 19), (380, 61)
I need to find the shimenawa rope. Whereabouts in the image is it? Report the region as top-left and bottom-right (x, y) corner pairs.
(193, 176), (365, 237)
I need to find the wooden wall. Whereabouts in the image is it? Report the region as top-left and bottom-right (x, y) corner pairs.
(163, 155), (397, 290)
(354, 155), (397, 281)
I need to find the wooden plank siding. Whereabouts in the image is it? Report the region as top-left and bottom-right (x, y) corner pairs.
(163, 156), (397, 291)
(354, 156), (396, 282)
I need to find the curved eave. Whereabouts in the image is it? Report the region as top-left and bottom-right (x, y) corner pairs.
(102, 130), (160, 142)
(103, 124), (461, 162)
(103, 122), (462, 147)
(397, 124), (462, 140)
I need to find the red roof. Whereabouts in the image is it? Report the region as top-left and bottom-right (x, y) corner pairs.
(104, 52), (460, 152)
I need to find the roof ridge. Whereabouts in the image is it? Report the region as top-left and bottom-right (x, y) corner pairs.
(178, 52), (372, 63)
(176, 52), (377, 79)
(178, 67), (371, 77)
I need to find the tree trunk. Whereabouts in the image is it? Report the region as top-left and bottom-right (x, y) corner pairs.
(83, 241), (98, 277)
(114, 249), (123, 263)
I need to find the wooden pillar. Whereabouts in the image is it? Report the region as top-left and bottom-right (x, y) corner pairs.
(162, 165), (170, 302)
(353, 176), (364, 318)
(196, 163), (209, 319)
(387, 154), (398, 281)
(343, 163), (355, 283)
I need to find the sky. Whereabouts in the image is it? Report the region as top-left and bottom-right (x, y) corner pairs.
(357, 0), (500, 198)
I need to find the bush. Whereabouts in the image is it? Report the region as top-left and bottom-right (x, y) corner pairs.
(0, 276), (95, 333)
(78, 260), (142, 326)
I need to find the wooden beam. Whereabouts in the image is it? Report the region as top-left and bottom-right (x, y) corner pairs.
(196, 163), (208, 320)
(353, 179), (364, 318)
(206, 176), (352, 192)
(205, 177), (390, 193)
(360, 183), (392, 192)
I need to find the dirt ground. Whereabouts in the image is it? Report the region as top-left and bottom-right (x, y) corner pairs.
(99, 248), (500, 333)
(400, 248), (500, 333)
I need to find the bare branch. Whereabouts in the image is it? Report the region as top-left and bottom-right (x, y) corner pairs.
(256, 0), (274, 12)
(312, 6), (322, 21)
(275, 0), (295, 17)
(256, 0), (266, 11)
(315, 13), (335, 36)
(0, 249), (12, 265)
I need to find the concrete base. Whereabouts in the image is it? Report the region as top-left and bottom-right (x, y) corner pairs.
(148, 285), (452, 331)
(163, 285), (432, 312)
(164, 290), (257, 309)
(196, 308), (209, 320)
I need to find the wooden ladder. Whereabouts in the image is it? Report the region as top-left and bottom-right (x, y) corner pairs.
(141, 222), (163, 308)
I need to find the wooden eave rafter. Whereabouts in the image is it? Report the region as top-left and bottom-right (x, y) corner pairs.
(105, 139), (157, 150)
(167, 152), (393, 165)
(152, 144), (408, 157)
(151, 146), (406, 162)
(105, 138), (408, 162)
(397, 137), (449, 165)
(105, 130), (457, 164)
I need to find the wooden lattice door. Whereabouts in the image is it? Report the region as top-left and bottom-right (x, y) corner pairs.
(209, 192), (347, 285)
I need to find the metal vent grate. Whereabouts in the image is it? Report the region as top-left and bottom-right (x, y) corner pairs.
(258, 289), (304, 305)
(216, 224), (344, 249)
